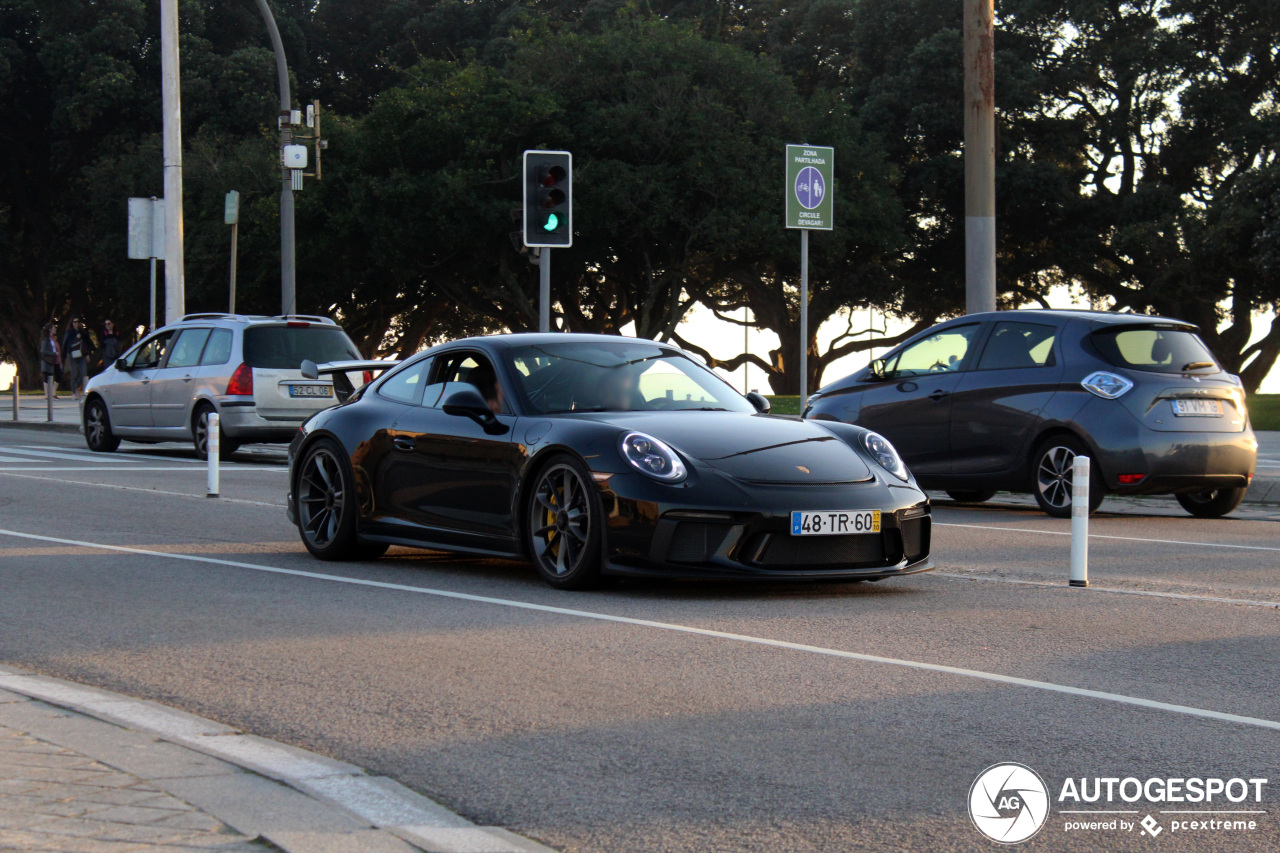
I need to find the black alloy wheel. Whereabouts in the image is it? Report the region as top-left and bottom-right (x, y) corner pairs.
(526, 455), (605, 589)
(84, 398), (120, 452)
(1175, 486), (1247, 519)
(295, 440), (391, 560)
(1031, 436), (1105, 518)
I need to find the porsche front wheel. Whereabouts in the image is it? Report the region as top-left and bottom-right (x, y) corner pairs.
(526, 455), (605, 590)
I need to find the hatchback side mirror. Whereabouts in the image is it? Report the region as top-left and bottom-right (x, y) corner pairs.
(115, 357), (129, 371)
(868, 358), (888, 380)
(745, 391), (771, 414)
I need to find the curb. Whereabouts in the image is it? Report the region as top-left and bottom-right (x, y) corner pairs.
(0, 667), (557, 853)
(0, 419), (82, 434)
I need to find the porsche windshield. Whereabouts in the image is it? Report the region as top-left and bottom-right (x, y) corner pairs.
(506, 342), (755, 415)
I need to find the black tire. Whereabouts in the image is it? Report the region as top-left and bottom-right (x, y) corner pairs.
(192, 404), (240, 460)
(525, 454), (605, 590)
(945, 489), (997, 503)
(295, 439), (363, 560)
(1176, 487), (1247, 519)
(83, 398), (120, 453)
(1030, 436), (1105, 518)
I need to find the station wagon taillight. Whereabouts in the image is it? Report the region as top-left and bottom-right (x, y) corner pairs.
(226, 363), (254, 396)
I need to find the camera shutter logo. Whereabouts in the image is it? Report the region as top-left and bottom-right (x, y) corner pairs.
(969, 763), (1050, 844)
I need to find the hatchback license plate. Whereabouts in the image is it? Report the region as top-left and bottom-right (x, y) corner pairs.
(289, 384), (333, 398)
(1171, 398), (1223, 417)
(791, 510), (880, 536)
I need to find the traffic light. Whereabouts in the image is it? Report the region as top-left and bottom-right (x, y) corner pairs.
(523, 150), (572, 248)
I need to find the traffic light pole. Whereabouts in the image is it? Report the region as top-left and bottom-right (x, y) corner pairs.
(539, 249), (551, 332)
(252, 0), (296, 316)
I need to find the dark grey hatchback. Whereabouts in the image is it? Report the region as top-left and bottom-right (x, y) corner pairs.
(803, 310), (1258, 518)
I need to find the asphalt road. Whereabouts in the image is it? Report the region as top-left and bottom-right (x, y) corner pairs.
(1, 428), (1277, 852)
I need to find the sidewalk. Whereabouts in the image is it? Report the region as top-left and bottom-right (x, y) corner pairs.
(0, 392), (82, 433)
(0, 669), (556, 853)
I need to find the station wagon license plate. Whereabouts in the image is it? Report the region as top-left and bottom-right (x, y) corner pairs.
(289, 384), (333, 398)
(791, 510), (880, 536)
(1171, 398), (1223, 417)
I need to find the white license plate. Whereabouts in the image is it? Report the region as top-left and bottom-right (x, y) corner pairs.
(288, 384), (333, 398)
(791, 510), (881, 536)
(1171, 398), (1223, 417)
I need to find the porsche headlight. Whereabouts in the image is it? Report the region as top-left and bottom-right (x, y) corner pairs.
(620, 432), (687, 482)
(862, 431), (909, 482)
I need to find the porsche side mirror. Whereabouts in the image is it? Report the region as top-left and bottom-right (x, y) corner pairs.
(300, 359), (319, 380)
(442, 387), (495, 420)
(745, 391), (771, 414)
(115, 357), (129, 371)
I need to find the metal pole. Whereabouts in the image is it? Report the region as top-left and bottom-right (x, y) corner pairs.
(46, 375), (53, 422)
(1070, 455), (1090, 587)
(963, 0), (996, 315)
(159, 0), (185, 323)
(207, 412), (220, 497)
(149, 257), (157, 332)
(252, 0), (296, 316)
(743, 306), (749, 394)
(539, 249), (551, 332)
(229, 222), (238, 313)
(11, 376), (17, 422)
(799, 229), (809, 405)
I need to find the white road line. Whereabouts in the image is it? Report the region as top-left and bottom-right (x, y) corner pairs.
(0, 447), (137, 463)
(0, 527), (1277, 735)
(934, 571), (1280, 608)
(0, 472), (284, 506)
(934, 521), (1280, 553)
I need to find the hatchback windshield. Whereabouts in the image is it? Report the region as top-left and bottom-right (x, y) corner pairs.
(243, 326), (361, 370)
(1091, 327), (1219, 374)
(506, 342), (754, 414)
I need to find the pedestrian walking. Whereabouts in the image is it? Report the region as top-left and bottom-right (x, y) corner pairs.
(39, 322), (61, 399)
(100, 319), (121, 371)
(62, 317), (91, 400)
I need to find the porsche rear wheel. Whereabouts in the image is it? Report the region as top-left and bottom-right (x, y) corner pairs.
(526, 455), (605, 590)
(296, 440), (374, 560)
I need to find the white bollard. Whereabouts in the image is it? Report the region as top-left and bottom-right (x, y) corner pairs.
(206, 412), (220, 498)
(1069, 455), (1089, 588)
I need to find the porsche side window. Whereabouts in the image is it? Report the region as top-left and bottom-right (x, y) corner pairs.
(378, 358), (432, 405)
(886, 326), (980, 377)
(425, 354), (507, 413)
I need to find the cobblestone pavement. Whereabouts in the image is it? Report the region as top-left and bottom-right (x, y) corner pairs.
(0, 724), (272, 853)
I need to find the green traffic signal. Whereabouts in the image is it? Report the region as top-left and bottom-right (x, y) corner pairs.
(543, 213), (560, 232)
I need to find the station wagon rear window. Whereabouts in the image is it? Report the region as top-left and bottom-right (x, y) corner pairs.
(243, 326), (360, 370)
(1091, 327), (1219, 374)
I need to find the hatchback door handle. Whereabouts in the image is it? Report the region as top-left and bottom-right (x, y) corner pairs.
(928, 389), (949, 401)
(183, 375), (193, 382)
(394, 438), (416, 452)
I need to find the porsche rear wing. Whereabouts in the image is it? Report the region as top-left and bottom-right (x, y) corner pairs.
(300, 358), (401, 404)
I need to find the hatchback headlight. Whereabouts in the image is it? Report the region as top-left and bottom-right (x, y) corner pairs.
(620, 432), (687, 482)
(1081, 370), (1134, 399)
(862, 431), (909, 482)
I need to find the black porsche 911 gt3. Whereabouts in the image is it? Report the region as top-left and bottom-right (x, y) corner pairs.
(286, 334), (932, 589)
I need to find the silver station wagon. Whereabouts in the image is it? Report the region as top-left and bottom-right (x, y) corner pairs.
(83, 314), (363, 458)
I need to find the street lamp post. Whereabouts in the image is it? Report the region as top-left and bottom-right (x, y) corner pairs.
(159, 0), (185, 323)
(252, 0), (296, 317)
(964, 0), (997, 315)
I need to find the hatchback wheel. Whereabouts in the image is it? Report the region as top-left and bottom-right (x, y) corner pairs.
(193, 404), (241, 460)
(1031, 436), (1104, 518)
(1175, 487), (1247, 519)
(526, 455), (605, 589)
(83, 398), (120, 453)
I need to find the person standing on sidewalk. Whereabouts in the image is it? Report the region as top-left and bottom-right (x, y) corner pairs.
(62, 316), (91, 399)
(39, 322), (61, 399)
(100, 319), (121, 371)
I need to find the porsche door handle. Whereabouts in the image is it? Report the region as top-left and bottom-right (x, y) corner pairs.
(928, 389), (949, 401)
(394, 438), (416, 452)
